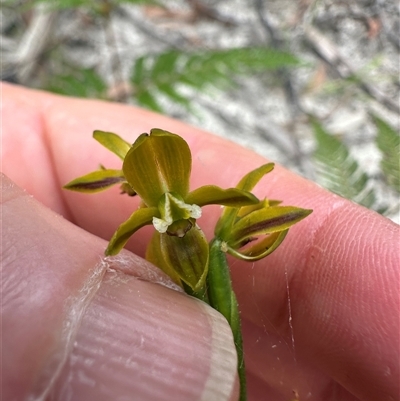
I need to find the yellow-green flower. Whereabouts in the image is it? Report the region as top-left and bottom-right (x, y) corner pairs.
(65, 130), (311, 289)
(65, 128), (259, 290)
(65, 128), (313, 401)
(214, 164), (312, 260)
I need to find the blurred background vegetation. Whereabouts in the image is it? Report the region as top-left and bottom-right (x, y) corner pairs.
(2, 0), (399, 221)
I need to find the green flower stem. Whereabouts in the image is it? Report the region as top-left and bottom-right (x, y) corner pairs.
(207, 237), (246, 401)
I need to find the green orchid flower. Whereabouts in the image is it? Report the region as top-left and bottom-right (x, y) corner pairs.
(65, 128), (313, 401)
(64, 128), (259, 291)
(214, 163), (312, 261)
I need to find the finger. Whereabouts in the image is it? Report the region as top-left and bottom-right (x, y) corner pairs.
(242, 318), (362, 401)
(3, 83), (399, 400)
(1, 174), (239, 401)
(234, 193), (399, 401)
(1, 84), (68, 215)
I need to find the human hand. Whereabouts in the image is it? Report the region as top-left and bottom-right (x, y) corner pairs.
(2, 83), (398, 401)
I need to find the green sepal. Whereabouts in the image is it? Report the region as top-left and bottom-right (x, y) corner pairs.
(146, 232), (182, 286)
(186, 185), (259, 207)
(236, 163), (275, 191)
(230, 206), (312, 247)
(227, 229), (288, 261)
(123, 129), (192, 207)
(63, 169), (125, 193)
(215, 163), (275, 238)
(149, 227), (209, 291)
(106, 207), (158, 255)
(93, 130), (131, 160)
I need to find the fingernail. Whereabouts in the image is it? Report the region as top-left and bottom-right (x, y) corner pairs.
(50, 254), (238, 401)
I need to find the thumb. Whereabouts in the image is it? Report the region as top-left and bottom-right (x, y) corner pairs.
(1, 174), (239, 401)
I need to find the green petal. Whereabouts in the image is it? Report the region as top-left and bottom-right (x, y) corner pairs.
(230, 206), (312, 246)
(186, 185), (259, 207)
(106, 207), (158, 255)
(227, 230), (288, 261)
(63, 169), (125, 193)
(236, 163), (275, 191)
(156, 227), (209, 291)
(123, 129), (191, 206)
(93, 130), (131, 160)
(146, 232), (182, 286)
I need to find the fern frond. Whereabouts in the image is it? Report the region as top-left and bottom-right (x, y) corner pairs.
(45, 68), (106, 98)
(311, 117), (376, 209)
(136, 91), (163, 113)
(131, 48), (299, 112)
(372, 115), (400, 194)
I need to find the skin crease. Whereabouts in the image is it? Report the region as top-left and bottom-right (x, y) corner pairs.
(1, 83), (399, 401)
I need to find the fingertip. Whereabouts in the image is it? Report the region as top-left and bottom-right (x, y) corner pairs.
(49, 269), (239, 401)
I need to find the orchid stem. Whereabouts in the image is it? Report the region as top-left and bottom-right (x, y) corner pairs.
(207, 237), (247, 401)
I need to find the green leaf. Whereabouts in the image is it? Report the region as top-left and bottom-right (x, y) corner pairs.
(186, 186), (259, 207)
(106, 207), (158, 255)
(63, 169), (125, 192)
(154, 228), (209, 291)
(230, 206), (312, 246)
(93, 130), (131, 160)
(312, 117), (377, 209)
(372, 115), (400, 193)
(123, 129), (192, 206)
